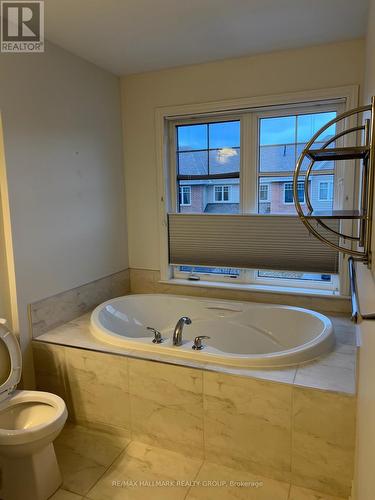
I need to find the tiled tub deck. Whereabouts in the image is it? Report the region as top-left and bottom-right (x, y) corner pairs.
(33, 312), (357, 499)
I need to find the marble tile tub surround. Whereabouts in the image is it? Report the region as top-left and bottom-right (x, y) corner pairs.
(29, 269), (130, 337)
(33, 310), (358, 394)
(33, 328), (357, 497)
(129, 268), (351, 314)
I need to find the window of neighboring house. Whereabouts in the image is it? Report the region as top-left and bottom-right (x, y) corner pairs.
(179, 185), (191, 205)
(319, 180), (334, 201)
(284, 181), (304, 204)
(259, 184), (269, 201)
(169, 100), (346, 292)
(214, 185), (231, 202)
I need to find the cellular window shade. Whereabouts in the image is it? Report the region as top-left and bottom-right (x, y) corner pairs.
(168, 214), (340, 274)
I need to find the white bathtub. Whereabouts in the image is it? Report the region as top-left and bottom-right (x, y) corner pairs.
(90, 294), (334, 368)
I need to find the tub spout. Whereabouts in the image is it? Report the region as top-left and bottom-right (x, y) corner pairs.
(173, 317), (192, 346)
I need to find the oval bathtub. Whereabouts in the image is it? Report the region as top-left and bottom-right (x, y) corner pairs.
(90, 294), (334, 368)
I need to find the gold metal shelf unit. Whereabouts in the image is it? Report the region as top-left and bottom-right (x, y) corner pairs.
(293, 97), (375, 265)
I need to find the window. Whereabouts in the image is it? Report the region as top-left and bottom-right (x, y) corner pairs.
(257, 270), (332, 283)
(168, 99), (347, 292)
(175, 121), (240, 214)
(255, 109), (337, 285)
(258, 111), (336, 215)
(179, 185), (191, 206)
(319, 180), (334, 201)
(178, 266), (241, 279)
(214, 185), (230, 202)
(259, 184), (269, 201)
(284, 181), (304, 204)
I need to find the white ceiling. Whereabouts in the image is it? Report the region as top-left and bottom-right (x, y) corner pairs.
(45, 0), (369, 75)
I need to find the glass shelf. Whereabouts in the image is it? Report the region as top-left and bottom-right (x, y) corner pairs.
(306, 146), (369, 161)
(304, 210), (366, 220)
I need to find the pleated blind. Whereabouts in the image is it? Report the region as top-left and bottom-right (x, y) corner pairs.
(168, 214), (340, 274)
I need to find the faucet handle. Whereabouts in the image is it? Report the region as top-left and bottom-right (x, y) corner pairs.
(146, 327), (163, 344)
(192, 335), (210, 350)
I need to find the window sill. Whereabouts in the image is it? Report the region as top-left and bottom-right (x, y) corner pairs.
(159, 278), (348, 300)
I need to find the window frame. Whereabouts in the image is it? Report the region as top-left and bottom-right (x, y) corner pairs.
(170, 105), (343, 291)
(172, 265), (340, 291)
(168, 114), (243, 212)
(156, 86), (359, 296)
(170, 105), (344, 291)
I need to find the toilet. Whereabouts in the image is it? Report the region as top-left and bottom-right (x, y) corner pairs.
(0, 319), (68, 500)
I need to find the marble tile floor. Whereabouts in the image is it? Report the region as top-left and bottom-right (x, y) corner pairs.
(49, 424), (348, 500)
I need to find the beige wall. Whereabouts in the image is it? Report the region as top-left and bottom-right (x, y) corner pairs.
(354, 1), (375, 498)
(121, 39), (365, 272)
(0, 115), (17, 334)
(364, 0), (375, 104)
(364, 0), (375, 275)
(0, 42), (128, 384)
(0, 188), (11, 324)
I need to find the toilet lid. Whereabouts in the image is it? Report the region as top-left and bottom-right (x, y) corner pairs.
(0, 320), (22, 402)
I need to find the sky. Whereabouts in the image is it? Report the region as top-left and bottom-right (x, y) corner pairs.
(176, 112), (337, 150)
(260, 112), (336, 145)
(177, 121), (240, 150)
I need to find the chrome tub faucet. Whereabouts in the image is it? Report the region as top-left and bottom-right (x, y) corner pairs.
(173, 316), (192, 346)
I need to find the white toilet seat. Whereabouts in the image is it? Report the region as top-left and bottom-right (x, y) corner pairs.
(0, 321), (22, 402)
(0, 390), (67, 446)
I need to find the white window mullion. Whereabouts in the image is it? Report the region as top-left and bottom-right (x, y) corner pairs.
(242, 268), (257, 284)
(241, 113), (257, 214)
(240, 111), (260, 224)
(169, 121), (178, 212)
